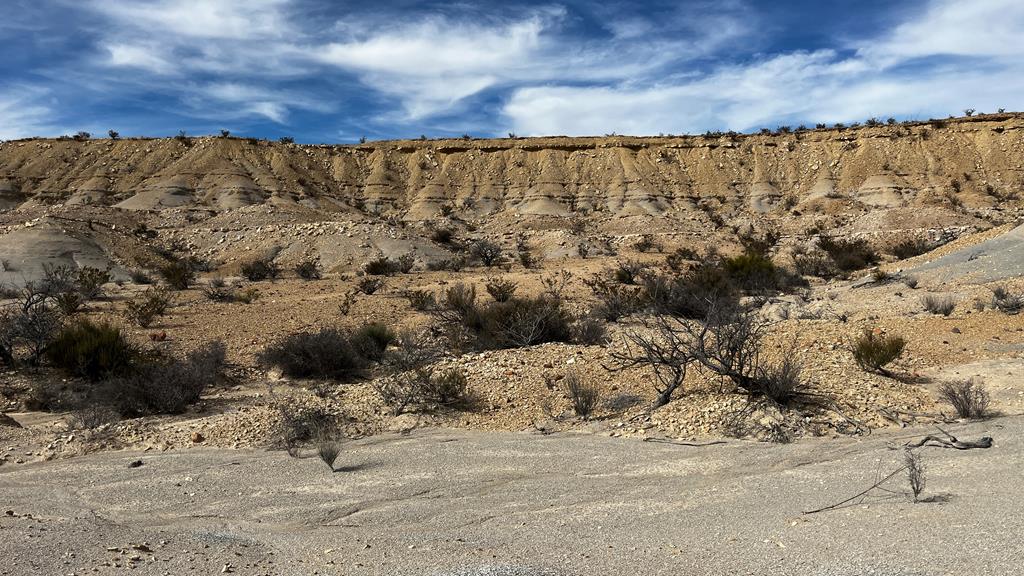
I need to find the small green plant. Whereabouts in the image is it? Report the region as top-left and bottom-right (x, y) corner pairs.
(75, 267), (110, 300)
(235, 287), (261, 304)
(517, 249), (541, 269)
(904, 449), (926, 503)
(318, 440), (341, 471)
(991, 286), (1022, 314)
(852, 329), (905, 375)
(53, 291), (84, 315)
(350, 322), (395, 362)
(665, 247), (699, 272)
(572, 314), (609, 345)
(613, 260), (648, 285)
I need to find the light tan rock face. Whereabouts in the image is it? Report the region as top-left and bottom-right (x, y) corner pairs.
(1, 115), (1022, 217)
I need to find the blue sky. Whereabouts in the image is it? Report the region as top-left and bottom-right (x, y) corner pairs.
(1, 0), (1022, 142)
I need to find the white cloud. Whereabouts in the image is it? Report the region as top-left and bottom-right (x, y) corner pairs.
(80, 1), (749, 124)
(503, 0), (1024, 135)
(860, 0), (1024, 64)
(315, 14), (553, 118)
(105, 43), (176, 74)
(0, 88), (55, 140)
(87, 0), (293, 40)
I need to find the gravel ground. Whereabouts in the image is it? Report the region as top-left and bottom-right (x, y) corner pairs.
(1, 415), (1020, 576)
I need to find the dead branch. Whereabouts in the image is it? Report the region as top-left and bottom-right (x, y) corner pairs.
(641, 437), (728, 447)
(802, 466), (907, 515)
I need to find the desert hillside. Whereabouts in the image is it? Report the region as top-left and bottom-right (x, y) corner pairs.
(1, 114), (1022, 459)
(1, 115), (1022, 285)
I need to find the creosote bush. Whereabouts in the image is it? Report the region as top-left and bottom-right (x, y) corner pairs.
(433, 283), (573, 351)
(355, 276), (385, 295)
(890, 237), (934, 259)
(364, 253), (415, 275)
(240, 256), (280, 281)
(430, 227), (455, 244)
(294, 259), (322, 280)
(124, 287), (172, 327)
(258, 327), (369, 381)
(470, 239), (503, 267)
(404, 289), (436, 311)
(585, 276), (645, 322)
(851, 329), (905, 375)
(818, 236), (879, 272)
(47, 320), (140, 381)
(159, 260), (195, 290)
(376, 331), (473, 415)
(484, 277), (518, 302)
(100, 341), (226, 416)
(938, 378), (991, 419)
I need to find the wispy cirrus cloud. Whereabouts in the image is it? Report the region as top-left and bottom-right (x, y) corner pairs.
(0, 87), (57, 140)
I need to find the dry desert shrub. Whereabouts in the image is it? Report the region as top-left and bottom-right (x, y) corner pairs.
(124, 287), (172, 327)
(294, 259), (322, 280)
(240, 256), (280, 281)
(565, 372), (600, 420)
(938, 378), (991, 419)
(258, 328), (368, 381)
(991, 286), (1023, 314)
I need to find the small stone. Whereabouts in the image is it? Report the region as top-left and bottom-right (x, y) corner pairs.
(190, 432), (205, 443)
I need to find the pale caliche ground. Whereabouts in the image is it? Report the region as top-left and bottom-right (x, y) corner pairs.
(2, 416), (1020, 576)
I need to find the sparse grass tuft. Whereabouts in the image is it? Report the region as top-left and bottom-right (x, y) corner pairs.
(921, 294), (955, 316)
